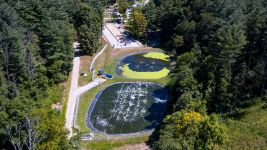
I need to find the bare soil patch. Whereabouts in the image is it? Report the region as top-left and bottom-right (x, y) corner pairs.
(113, 143), (150, 150)
(107, 47), (161, 62)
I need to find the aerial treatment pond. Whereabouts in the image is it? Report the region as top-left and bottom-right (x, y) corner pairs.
(86, 82), (168, 135)
(116, 52), (171, 79)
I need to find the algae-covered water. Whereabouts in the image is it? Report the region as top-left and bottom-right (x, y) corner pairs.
(116, 52), (171, 79)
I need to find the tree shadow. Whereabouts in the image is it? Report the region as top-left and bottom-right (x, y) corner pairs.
(74, 50), (80, 57)
(143, 83), (179, 148)
(145, 30), (163, 48)
(225, 110), (246, 120)
(141, 87), (169, 148)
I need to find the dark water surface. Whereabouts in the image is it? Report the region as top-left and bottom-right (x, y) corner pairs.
(87, 82), (168, 135)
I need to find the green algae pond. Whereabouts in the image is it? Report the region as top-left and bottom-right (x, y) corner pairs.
(116, 52), (171, 79)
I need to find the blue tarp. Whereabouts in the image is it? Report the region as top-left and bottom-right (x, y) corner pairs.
(104, 73), (113, 79)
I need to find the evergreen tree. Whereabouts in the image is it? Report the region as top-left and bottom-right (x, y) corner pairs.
(75, 2), (103, 55)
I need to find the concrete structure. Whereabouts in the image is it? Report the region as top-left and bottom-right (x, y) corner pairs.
(103, 23), (143, 48)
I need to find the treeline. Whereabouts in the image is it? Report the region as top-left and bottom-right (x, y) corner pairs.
(144, 0), (267, 149)
(75, 0), (106, 55)
(0, 0), (108, 149)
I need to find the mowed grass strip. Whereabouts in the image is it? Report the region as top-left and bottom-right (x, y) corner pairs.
(81, 136), (149, 150)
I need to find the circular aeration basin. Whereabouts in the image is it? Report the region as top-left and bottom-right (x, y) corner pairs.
(116, 52), (171, 79)
(86, 82), (168, 135)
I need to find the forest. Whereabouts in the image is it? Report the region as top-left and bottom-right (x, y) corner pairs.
(0, 0), (110, 149)
(143, 0), (267, 149)
(0, 0), (266, 149)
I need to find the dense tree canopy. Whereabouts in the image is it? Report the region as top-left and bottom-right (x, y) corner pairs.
(116, 0), (129, 15)
(0, 0), (266, 149)
(145, 0), (267, 113)
(0, 0), (107, 149)
(143, 0), (267, 149)
(154, 111), (226, 150)
(75, 1), (104, 55)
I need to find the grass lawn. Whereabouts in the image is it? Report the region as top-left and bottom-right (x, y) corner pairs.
(223, 103), (267, 149)
(62, 75), (72, 117)
(79, 55), (93, 86)
(79, 38), (107, 86)
(93, 44), (112, 72)
(81, 136), (149, 150)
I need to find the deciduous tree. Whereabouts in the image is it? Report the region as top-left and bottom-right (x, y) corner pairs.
(116, 0), (129, 15)
(130, 10), (147, 38)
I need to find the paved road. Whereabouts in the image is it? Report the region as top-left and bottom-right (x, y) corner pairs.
(78, 78), (106, 95)
(65, 49), (80, 139)
(65, 44), (106, 139)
